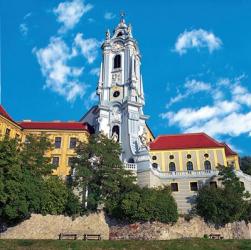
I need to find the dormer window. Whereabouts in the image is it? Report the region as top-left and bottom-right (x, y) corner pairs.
(114, 54), (121, 69)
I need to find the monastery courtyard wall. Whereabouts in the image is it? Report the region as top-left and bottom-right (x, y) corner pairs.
(1, 212), (251, 240)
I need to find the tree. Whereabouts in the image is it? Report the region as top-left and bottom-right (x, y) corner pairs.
(196, 166), (250, 225)
(240, 156), (251, 175)
(72, 133), (136, 212)
(0, 138), (30, 223)
(107, 186), (178, 223)
(0, 135), (80, 225)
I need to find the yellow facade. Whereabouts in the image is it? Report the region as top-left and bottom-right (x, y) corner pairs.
(0, 110), (89, 176)
(150, 147), (239, 172)
(0, 116), (22, 140)
(22, 129), (89, 176)
(226, 155), (240, 170)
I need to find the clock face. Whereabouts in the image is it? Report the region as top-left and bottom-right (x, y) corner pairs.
(113, 91), (120, 98)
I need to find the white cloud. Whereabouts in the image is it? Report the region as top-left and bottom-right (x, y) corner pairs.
(33, 36), (85, 102)
(19, 23), (28, 36)
(166, 79), (211, 107)
(90, 91), (98, 101)
(74, 33), (100, 64)
(84, 91), (98, 109)
(185, 112), (251, 137)
(217, 78), (231, 86)
(54, 0), (93, 33)
(90, 67), (100, 77)
(162, 101), (240, 128)
(161, 75), (251, 138)
(184, 79), (211, 93)
(174, 29), (222, 55)
(104, 12), (116, 20)
(232, 84), (251, 107)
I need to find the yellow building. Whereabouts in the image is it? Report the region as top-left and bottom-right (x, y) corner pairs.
(0, 105), (91, 176)
(149, 133), (239, 173)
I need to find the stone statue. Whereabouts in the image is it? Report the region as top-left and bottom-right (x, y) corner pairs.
(111, 131), (119, 142)
(139, 128), (149, 150)
(127, 24), (132, 37)
(106, 29), (110, 40)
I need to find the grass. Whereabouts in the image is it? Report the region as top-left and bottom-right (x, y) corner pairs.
(0, 239), (251, 250)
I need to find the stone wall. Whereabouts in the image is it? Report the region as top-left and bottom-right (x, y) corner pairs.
(0, 212), (109, 240)
(110, 217), (251, 240)
(1, 213), (251, 240)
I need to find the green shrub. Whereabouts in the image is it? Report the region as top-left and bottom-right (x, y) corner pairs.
(107, 185), (178, 223)
(196, 166), (250, 225)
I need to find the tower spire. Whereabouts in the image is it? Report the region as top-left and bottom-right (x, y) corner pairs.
(120, 11), (125, 23)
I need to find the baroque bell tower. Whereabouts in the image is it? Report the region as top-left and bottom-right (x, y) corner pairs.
(82, 14), (151, 172)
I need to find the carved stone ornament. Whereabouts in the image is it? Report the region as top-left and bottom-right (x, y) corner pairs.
(112, 107), (121, 122)
(139, 127), (149, 150)
(112, 43), (123, 53)
(112, 72), (122, 84)
(111, 131), (119, 142)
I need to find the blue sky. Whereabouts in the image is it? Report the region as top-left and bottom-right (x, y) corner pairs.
(1, 0), (251, 155)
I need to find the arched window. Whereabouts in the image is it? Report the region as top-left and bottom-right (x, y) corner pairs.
(169, 162), (176, 172)
(187, 161), (193, 171)
(128, 158), (135, 163)
(114, 54), (121, 69)
(204, 160), (211, 170)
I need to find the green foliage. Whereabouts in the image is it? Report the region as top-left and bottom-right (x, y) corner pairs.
(72, 133), (178, 223)
(0, 136), (80, 225)
(196, 166), (250, 225)
(39, 176), (69, 215)
(73, 133), (136, 212)
(106, 185), (178, 223)
(240, 156), (251, 175)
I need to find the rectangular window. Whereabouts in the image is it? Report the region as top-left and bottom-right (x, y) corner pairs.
(69, 137), (77, 149)
(15, 133), (20, 139)
(54, 137), (62, 149)
(171, 183), (179, 192)
(52, 157), (59, 167)
(240, 181), (245, 189)
(210, 181), (217, 188)
(68, 157), (75, 167)
(5, 128), (11, 136)
(190, 182), (198, 191)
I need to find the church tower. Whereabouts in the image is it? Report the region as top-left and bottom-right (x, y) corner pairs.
(82, 14), (151, 172)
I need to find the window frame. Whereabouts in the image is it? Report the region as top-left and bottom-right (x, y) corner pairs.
(204, 160), (212, 170)
(52, 156), (60, 167)
(169, 162), (176, 172)
(187, 161), (193, 171)
(171, 183), (179, 192)
(69, 137), (77, 149)
(5, 128), (11, 136)
(113, 54), (121, 69)
(54, 137), (62, 149)
(190, 182), (198, 191)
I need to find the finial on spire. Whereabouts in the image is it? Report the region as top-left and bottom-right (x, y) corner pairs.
(120, 11), (125, 23)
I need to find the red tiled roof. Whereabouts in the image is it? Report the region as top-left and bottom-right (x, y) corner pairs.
(19, 121), (90, 131)
(150, 133), (223, 150)
(0, 105), (13, 121)
(221, 143), (237, 156)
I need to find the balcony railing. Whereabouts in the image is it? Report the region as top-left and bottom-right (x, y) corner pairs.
(124, 163), (137, 171)
(151, 169), (219, 178)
